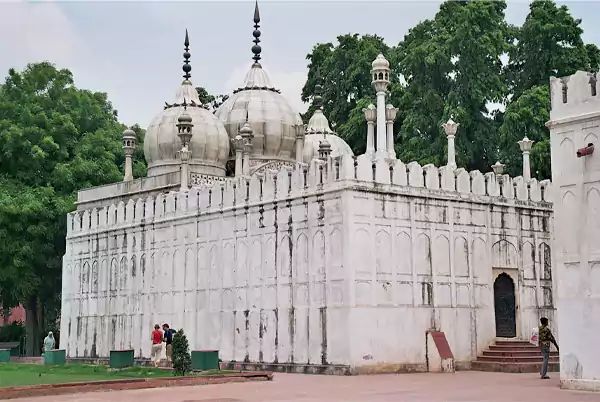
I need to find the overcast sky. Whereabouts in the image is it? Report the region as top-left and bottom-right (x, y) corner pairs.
(1, 1), (599, 128)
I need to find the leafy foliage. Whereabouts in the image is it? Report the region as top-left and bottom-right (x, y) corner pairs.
(302, 34), (403, 155)
(0, 321), (25, 343)
(0, 62), (146, 354)
(171, 329), (192, 376)
(499, 85), (551, 179)
(301, 0), (596, 178)
(506, 0), (596, 99)
(196, 87), (229, 112)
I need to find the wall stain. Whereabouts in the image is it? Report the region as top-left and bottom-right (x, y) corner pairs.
(273, 308), (279, 364)
(110, 318), (116, 350)
(258, 309), (265, 363)
(76, 317), (82, 356)
(319, 307), (328, 365)
(243, 310), (250, 363)
(91, 331), (97, 358)
(289, 307), (295, 364)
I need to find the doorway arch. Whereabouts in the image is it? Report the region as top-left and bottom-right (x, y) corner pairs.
(494, 273), (516, 338)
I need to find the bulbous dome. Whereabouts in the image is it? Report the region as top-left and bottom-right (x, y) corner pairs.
(215, 63), (303, 162)
(372, 53), (390, 70)
(144, 80), (230, 177)
(302, 108), (353, 163)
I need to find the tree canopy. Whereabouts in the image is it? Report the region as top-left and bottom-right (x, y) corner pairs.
(301, 0), (599, 179)
(0, 62), (146, 354)
(196, 87), (229, 112)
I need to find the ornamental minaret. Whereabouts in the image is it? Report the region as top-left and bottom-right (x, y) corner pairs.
(176, 100), (194, 191)
(371, 54), (390, 158)
(442, 115), (459, 170)
(518, 136), (534, 181)
(122, 128), (136, 182)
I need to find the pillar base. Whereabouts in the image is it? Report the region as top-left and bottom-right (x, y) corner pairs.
(374, 150), (390, 161)
(561, 379), (600, 392)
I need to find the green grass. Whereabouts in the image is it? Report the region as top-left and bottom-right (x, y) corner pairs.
(0, 363), (174, 387)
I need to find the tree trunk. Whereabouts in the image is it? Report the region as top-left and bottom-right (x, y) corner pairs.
(25, 296), (41, 356)
(2, 307), (9, 326)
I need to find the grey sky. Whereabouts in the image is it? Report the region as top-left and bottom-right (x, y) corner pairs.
(1, 1), (599, 128)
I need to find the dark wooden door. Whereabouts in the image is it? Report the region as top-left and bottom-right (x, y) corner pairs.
(494, 273), (516, 338)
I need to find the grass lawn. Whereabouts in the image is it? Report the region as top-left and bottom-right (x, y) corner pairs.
(0, 363), (230, 387)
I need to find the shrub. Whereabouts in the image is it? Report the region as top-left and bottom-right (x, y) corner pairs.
(0, 321), (25, 342)
(171, 329), (191, 376)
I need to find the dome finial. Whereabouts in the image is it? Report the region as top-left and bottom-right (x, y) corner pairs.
(252, 1), (262, 64)
(183, 29), (192, 81)
(313, 70), (323, 109)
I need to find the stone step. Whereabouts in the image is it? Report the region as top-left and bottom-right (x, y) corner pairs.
(488, 344), (540, 351)
(496, 340), (536, 347)
(476, 355), (559, 363)
(471, 360), (559, 373)
(482, 350), (558, 357)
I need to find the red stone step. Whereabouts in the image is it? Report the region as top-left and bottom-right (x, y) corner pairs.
(482, 350), (558, 357)
(471, 360), (559, 373)
(472, 340), (560, 373)
(476, 355), (559, 363)
(494, 340), (534, 346)
(488, 344), (539, 351)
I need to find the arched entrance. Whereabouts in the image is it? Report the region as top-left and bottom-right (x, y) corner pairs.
(494, 273), (516, 338)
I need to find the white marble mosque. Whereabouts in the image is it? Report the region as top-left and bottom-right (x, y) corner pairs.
(59, 2), (599, 385)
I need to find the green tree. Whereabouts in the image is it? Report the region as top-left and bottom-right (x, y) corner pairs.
(301, 34), (403, 154)
(498, 85), (551, 179)
(500, 0), (599, 179)
(0, 62), (146, 355)
(396, 18), (452, 166)
(301, 3), (508, 171)
(398, 1), (509, 171)
(196, 87), (229, 112)
(171, 329), (192, 376)
(506, 0), (594, 99)
(441, 0), (509, 171)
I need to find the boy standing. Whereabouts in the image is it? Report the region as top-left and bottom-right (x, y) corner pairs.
(539, 317), (559, 379)
(151, 324), (163, 367)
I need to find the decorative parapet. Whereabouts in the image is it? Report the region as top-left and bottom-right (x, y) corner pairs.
(549, 70), (600, 123)
(67, 154), (554, 237)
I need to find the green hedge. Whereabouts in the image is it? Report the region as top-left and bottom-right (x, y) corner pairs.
(0, 321), (26, 355)
(0, 321), (25, 342)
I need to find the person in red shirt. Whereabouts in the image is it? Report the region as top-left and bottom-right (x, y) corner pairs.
(150, 324), (163, 367)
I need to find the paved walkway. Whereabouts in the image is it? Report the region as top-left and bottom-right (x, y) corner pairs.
(10, 372), (599, 402)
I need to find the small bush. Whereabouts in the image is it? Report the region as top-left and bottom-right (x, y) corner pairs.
(0, 321), (25, 342)
(171, 329), (191, 376)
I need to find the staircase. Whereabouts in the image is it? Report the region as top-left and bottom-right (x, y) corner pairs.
(471, 340), (559, 373)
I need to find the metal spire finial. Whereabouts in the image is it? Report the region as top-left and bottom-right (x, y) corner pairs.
(313, 70), (323, 109)
(252, 1), (262, 64)
(183, 29), (192, 80)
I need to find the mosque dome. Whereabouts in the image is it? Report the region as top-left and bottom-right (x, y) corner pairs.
(302, 78), (353, 163)
(372, 53), (390, 70)
(144, 31), (230, 177)
(302, 109), (353, 164)
(214, 2), (302, 163)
